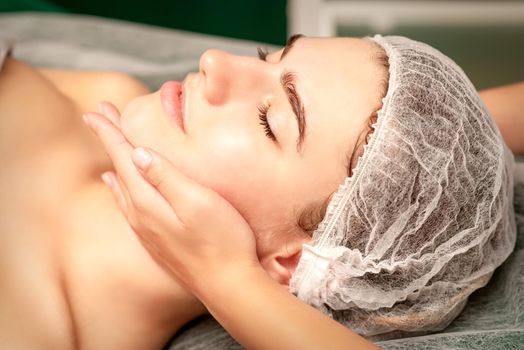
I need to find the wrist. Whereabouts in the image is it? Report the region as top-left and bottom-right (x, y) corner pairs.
(192, 258), (269, 306)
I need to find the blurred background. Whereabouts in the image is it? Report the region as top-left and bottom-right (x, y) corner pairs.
(1, 0), (523, 89)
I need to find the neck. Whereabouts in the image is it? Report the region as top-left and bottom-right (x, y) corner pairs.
(59, 180), (206, 349)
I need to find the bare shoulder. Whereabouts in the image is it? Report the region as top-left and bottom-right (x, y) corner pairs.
(37, 67), (151, 113)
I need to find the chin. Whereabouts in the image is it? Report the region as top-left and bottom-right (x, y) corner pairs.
(120, 93), (165, 148)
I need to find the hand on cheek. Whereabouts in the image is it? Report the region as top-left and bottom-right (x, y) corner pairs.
(83, 101), (261, 295)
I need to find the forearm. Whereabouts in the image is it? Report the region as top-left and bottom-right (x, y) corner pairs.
(479, 81), (524, 155)
(195, 265), (379, 350)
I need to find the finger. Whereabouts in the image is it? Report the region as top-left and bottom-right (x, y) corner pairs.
(97, 100), (121, 127)
(106, 169), (181, 240)
(131, 146), (216, 218)
(84, 111), (137, 185)
(85, 112), (158, 210)
(85, 112), (182, 226)
(101, 171), (128, 214)
(115, 172), (134, 212)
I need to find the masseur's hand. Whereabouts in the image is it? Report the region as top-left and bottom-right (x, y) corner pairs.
(82, 101), (259, 290)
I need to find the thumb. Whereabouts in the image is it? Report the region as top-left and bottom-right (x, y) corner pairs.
(131, 147), (209, 217)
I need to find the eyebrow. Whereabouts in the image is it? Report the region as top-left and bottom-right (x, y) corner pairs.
(281, 33), (304, 61)
(281, 71), (306, 153)
(280, 34), (306, 153)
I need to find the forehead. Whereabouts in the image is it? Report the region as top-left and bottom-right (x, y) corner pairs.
(287, 37), (383, 111)
(283, 37), (385, 172)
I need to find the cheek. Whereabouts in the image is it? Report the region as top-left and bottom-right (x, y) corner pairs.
(186, 123), (294, 227)
(190, 124), (268, 198)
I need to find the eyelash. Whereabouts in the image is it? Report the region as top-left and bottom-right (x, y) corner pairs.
(257, 46), (269, 61)
(257, 103), (276, 141)
(256, 47), (276, 141)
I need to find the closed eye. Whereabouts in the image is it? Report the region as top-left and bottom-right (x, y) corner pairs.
(258, 103), (276, 141)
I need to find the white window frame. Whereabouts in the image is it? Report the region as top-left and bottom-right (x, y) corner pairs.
(288, 0), (524, 37)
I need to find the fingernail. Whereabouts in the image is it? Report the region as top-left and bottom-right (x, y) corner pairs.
(82, 114), (90, 126)
(101, 172), (113, 187)
(132, 147), (152, 170)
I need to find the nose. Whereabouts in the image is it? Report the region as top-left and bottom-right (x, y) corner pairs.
(199, 49), (267, 105)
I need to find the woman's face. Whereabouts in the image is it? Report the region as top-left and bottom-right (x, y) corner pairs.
(120, 36), (385, 256)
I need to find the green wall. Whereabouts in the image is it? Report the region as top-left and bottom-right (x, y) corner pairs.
(0, 0), (288, 45)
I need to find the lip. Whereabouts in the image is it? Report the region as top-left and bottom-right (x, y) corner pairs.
(160, 80), (186, 133)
